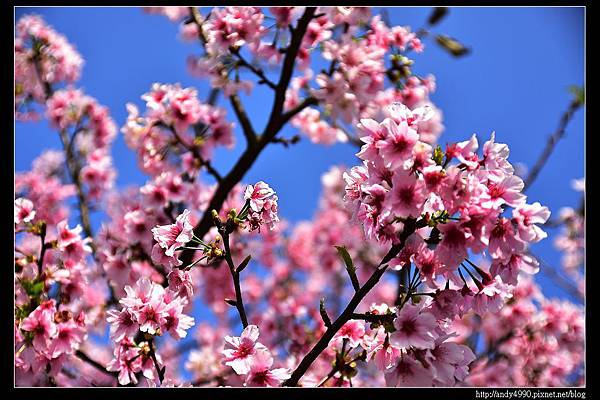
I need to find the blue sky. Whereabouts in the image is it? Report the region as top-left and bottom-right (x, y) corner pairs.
(15, 6), (584, 307)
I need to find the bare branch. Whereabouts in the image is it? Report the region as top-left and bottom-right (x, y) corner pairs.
(523, 99), (583, 191)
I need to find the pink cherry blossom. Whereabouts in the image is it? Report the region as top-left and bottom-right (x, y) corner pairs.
(15, 197), (36, 224)
(222, 325), (271, 375)
(151, 209), (194, 257)
(376, 119), (419, 170)
(331, 320), (366, 350)
(244, 349), (291, 387)
(391, 303), (438, 350)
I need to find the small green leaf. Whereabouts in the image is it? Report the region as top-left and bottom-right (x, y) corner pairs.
(21, 279), (44, 297)
(335, 245), (354, 272)
(435, 35), (470, 57)
(336, 246), (360, 292)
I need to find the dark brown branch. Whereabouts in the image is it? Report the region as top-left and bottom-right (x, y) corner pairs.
(523, 99), (583, 191)
(188, 7), (208, 45)
(37, 222), (48, 277)
(179, 8), (318, 267)
(187, 7), (258, 149)
(229, 95), (257, 147)
(221, 227), (249, 328)
(148, 338), (165, 385)
(283, 218), (426, 386)
(75, 350), (118, 379)
(350, 312), (396, 324)
(277, 96), (318, 130)
(207, 87), (220, 106)
(261, 8), (317, 142)
(58, 128), (94, 240)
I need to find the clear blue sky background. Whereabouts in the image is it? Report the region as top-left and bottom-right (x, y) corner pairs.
(15, 7), (584, 309)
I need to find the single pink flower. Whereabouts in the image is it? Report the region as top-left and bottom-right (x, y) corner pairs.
(15, 197), (36, 224)
(391, 303), (438, 350)
(223, 324), (270, 375)
(376, 119), (419, 170)
(244, 349), (291, 387)
(151, 209), (193, 257)
(107, 308), (139, 342)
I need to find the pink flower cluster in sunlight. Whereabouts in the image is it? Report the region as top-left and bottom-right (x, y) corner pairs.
(106, 277), (194, 385)
(122, 83), (234, 175)
(14, 8), (584, 388)
(151, 209), (194, 268)
(344, 104), (550, 294)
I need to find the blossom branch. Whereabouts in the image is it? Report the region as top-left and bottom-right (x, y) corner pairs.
(179, 7), (318, 267)
(32, 51), (95, 242)
(58, 127), (95, 240)
(31, 49), (121, 306)
(283, 217), (427, 386)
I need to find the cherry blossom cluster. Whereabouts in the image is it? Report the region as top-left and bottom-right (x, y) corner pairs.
(95, 186), (175, 295)
(284, 9), (441, 146)
(46, 88), (117, 199)
(122, 83), (234, 175)
(14, 7), (584, 388)
(16, 151), (75, 225)
(14, 197), (104, 385)
(344, 103), (550, 300)
(466, 277), (584, 386)
(148, 181), (279, 274)
(106, 277), (195, 385)
(148, 7), (441, 146)
(324, 304), (475, 387)
(15, 14), (84, 119)
(16, 300), (87, 378)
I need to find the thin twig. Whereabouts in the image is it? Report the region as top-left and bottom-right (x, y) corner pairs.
(221, 229), (249, 328)
(36, 223), (47, 277)
(523, 99), (583, 191)
(168, 124), (223, 182)
(230, 47), (277, 90)
(530, 250), (583, 301)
